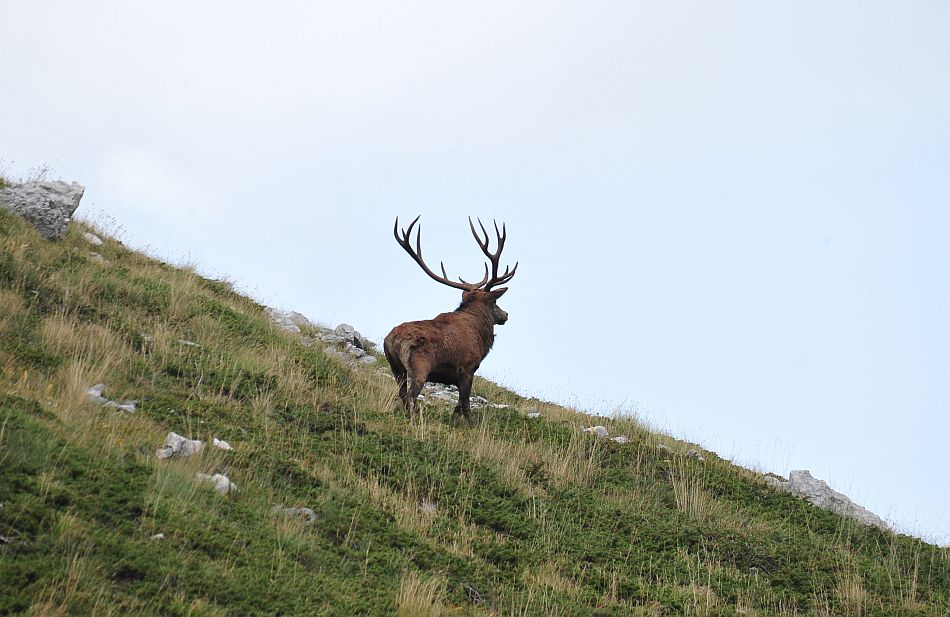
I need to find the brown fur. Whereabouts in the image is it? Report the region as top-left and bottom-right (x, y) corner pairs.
(384, 288), (509, 421)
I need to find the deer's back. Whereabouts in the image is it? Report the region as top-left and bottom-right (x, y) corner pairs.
(385, 311), (487, 368)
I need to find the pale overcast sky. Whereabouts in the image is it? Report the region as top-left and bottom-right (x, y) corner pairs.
(3, 1), (948, 544)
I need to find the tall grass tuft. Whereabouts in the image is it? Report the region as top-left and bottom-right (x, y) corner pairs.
(395, 570), (447, 617)
(669, 458), (710, 523)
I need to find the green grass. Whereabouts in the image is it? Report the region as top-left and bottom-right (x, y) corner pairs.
(0, 207), (947, 616)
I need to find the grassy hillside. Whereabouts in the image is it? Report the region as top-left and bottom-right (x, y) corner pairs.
(0, 208), (947, 616)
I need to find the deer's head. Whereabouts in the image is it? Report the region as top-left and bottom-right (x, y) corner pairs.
(394, 216), (517, 325)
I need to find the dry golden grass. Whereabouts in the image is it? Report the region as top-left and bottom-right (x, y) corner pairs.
(522, 561), (577, 594)
(28, 547), (107, 617)
(348, 368), (401, 418)
(446, 417), (537, 494)
(835, 566), (867, 616)
(501, 586), (568, 617)
(669, 457), (711, 523)
(445, 516), (479, 559)
(395, 570), (447, 617)
(143, 445), (231, 521)
(166, 267), (204, 324)
(676, 548), (727, 617)
(40, 315), (125, 367)
(0, 289), (26, 386)
(0, 288), (25, 335)
(45, 268), (100, 315)
(543, 428), (603, 488)
(307, 457), (436, 536)
(50, 355), (120, 423)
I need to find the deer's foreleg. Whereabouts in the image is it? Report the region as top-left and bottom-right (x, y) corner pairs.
(454, 372), (474, 423)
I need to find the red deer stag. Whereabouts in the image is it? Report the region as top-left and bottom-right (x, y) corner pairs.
(384, 216), (517, 421)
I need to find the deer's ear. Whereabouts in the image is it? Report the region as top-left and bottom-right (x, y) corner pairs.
(490, 287), (508, 299)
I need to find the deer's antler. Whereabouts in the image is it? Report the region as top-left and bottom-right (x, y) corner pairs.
(393, 216), (489, 291)
(468, 217), (518, 290)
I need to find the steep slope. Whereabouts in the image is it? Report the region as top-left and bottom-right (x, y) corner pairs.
(0, 210), (947, 616)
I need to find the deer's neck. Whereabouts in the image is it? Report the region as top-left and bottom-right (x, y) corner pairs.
(456, 302), (495, 354)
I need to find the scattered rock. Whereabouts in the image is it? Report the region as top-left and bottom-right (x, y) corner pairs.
(334, 323), (376, 351)
(265, 308), (313, 333)
(582, 425), (610, 438)
(323, 346), (356, 365)
(656, 444), (673, 454)
(526, 411), (542, 419)
(784, 470), (888, 530)
(264, 309), (384, 369)
(88, 252), (111, 266)
(419, 499), (438, 516)
(273, 505), (317, 525)
(82, 231), (103, 246)
(686, 448), (706, 462)
(580, 425), (632, 444)
(415, 383), (505, 409)
(344, 342), (367, 358)
(156, 432), (204, 459)
(85, 383), (136, 412)
(150, 533), (165, 541)
(212, 438), (233, 451)
(196, 472), (238, 494)
(316, 332), (343, 345)
(0, 180), (85, 240)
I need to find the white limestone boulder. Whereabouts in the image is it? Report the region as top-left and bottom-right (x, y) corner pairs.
(0, 181), (85, 240)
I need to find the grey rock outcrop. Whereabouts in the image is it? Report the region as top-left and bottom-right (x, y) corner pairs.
(685, 448), (706, 462)
(770, 470), (889, 530)
(416, 383), (506, 410)
(264, 309), (381, 367)
(332, 323), (376, 352)
(212, 437), (233, 451)
(196, 472), (238, 494)
(0, 181), (85, 240)
(580, 424), (631, 444)
(273, 505), (317, 524)
(266, 308), (312, 334)
(88, 252), (111, 266)
(582, 425), (610, 438)
(85, 383), (136, 412)
(82, 231), (103, 246)
(156, 432), (204, 459)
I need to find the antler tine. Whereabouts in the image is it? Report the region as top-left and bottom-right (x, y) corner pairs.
(394, 214), (418, 245)
(469, 217), (488, 251)
(458, 263), (489, 288)
(467, 216), (518, 290)
(393, 216), (483, 291)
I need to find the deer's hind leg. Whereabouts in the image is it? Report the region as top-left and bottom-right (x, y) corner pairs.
(403, 358), (433, 420)
(384, 342), (413, 415)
